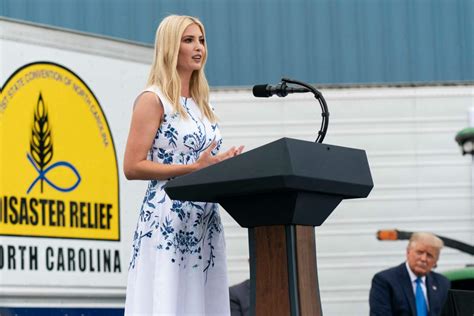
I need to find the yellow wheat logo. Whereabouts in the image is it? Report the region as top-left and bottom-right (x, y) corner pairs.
(27, 92), (81, 194)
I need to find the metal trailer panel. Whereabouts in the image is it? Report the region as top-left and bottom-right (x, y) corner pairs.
(1, 18), (473, 315)
(1, 0), (473, 86)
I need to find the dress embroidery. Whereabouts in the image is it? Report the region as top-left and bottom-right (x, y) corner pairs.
(129, 93), (223, 274)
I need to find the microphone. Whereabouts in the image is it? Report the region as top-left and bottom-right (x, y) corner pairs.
(252, 77), (329, 143)
(252, 82), (310, 98)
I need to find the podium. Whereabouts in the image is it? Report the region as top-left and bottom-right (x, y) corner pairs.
(165, 138), (373, 316)
(441, 289), (474, 316)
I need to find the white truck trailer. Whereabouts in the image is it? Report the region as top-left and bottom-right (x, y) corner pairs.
(1, 18), (473, 315)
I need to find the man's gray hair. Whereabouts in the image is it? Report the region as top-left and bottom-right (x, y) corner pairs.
(408, 232), (444, 249)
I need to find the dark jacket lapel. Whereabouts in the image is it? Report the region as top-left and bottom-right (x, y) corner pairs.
(426, 273), (439, 316)
(398, 263), (417, 315)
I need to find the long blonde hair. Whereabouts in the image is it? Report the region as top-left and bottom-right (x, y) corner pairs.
(147, 15), (216, 122)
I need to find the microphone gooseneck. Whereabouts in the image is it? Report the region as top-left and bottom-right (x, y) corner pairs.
(252, 78), (329, 143)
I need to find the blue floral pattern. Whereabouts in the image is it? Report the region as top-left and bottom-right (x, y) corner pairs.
(128, 91), (224, 280)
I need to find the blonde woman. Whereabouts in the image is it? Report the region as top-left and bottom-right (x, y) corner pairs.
(124, 15), (243, 315)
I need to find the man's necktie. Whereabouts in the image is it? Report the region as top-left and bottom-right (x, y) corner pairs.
(416, 277), (428, 316)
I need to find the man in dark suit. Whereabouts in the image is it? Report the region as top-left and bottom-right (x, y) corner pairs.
(369, 232), (450, 316)
(229, 279), (250, 316)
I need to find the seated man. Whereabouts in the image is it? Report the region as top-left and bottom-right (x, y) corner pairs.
(369, 232), (450, 316)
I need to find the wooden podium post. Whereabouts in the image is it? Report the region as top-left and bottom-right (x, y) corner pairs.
(250, 225), (321, 316)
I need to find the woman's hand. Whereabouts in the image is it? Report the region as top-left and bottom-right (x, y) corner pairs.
(195, 142), (244, 170)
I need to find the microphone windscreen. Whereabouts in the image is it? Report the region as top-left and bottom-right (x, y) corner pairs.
(252, 84), (270, 97)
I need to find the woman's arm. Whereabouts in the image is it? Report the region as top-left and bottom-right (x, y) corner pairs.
(123, 92), (243, 181)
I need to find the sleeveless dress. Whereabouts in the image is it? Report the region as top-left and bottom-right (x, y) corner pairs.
(125, 86), (230, 316)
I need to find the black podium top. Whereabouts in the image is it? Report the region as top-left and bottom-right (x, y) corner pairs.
(166, 137), (372, 201)
(164, 138), (373, 227)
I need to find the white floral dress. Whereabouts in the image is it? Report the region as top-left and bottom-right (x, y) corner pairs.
(125, 86), (230, 316)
